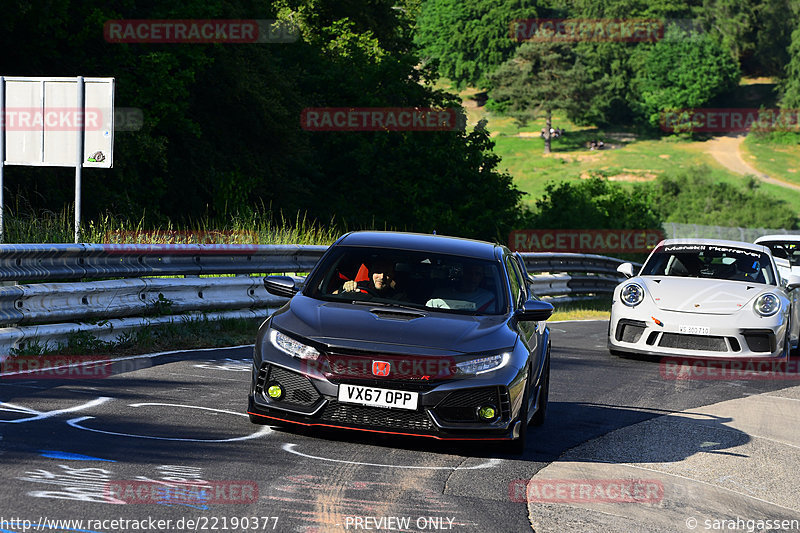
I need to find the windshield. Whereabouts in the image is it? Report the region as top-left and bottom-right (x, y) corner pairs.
(641, 243), (776, 285)
(305, 246), (507, 315)
(759, 241), (800, 267)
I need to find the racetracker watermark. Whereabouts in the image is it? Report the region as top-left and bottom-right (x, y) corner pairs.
(1, 356), (152, 380)
(510, 18), (666, 42)
(508, 479), (664, 503)
(104, 19), (298, 43)
(104, 480), (258, 504)
(1, 356), (111, 379)
(1, 108), (102, 131)
(301, 108), (463, 131)
(115, 107), (143, 131)
(509, 229), (664, 254)
(660, 108), (800, 133)
(660, 358), (800, 381)
(301, 354), (457, 380)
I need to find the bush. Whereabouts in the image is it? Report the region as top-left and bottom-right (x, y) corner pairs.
(649, 166), (799, 229)
(523, 177), (661, 230)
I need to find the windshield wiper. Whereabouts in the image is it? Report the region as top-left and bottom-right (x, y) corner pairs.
(351, 300), (426, 313)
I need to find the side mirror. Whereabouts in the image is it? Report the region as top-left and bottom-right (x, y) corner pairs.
(786, 274), (800, 291)
(617, 263), (635, 278)
(515, 299), (554, 322)
(264, 276), (299, 297)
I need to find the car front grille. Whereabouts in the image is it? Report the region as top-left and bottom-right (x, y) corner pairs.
(328, 378), (439, 392)
(320, 399), (434, 431)
(257, 364), (321, 407)
(434, 387), (506, 423)
(658, 333), (728, 352)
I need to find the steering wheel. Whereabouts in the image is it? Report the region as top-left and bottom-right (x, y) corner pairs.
(355, 285), (380, 297)
(344, 283), (378, 297)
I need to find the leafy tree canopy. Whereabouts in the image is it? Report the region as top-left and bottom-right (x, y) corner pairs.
(631, 27), (740, 128)
(414, 0), (540, 89)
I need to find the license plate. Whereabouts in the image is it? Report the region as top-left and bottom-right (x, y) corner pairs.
(679, 325), (710, 335)
(337, 384), (419, 410)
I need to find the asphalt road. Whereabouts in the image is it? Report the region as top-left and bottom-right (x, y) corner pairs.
(1, 321), (799, 533)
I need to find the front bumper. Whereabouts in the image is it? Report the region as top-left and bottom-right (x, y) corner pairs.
(608, 306), (789, 359)
(247, 361), (523, 440)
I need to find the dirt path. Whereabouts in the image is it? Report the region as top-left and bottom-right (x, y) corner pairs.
(706, 133), (800, 191)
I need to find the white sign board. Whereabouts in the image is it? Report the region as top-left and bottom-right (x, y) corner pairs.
(2, 77), (114, 168)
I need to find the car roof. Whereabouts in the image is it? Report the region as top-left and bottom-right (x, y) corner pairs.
(336, 231), (503, 260)
(656, 238), (771, 254)
(755, 234), (800, 244)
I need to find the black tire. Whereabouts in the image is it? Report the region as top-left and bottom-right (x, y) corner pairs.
(531, 355), (550, 427)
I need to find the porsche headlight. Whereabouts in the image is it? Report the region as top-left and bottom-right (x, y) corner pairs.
(269, 329), (320, 360)
(456, 353), (509, 375)
(620, 283), (645, 307)
(754, 293), (780, 317)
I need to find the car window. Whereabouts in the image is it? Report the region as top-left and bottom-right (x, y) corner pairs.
(305, 246), (507, 315)
(505, 256), (524, 308)
(641, 243), (776, 285)
(760, 241), (800, 266)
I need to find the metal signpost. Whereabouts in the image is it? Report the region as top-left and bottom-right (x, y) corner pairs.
(0, 76), (114, 243)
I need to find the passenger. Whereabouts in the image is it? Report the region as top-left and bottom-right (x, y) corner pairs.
(427, 264), (495, 311)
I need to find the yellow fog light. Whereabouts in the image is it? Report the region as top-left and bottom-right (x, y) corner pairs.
(477, 405), (497, 421)
(267, 383), (284, 400)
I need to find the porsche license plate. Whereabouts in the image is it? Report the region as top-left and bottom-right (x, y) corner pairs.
(338, 384), (419, 410)
(679, 325), (710, 335)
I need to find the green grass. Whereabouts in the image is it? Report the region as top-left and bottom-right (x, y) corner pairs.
(1, 208), (341, 245)
(9, 317), (261, 357)
(742, 136), (800, 187)
(548, 297), (611, 321)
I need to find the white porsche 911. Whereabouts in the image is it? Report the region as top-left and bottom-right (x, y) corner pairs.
(608, 239), (800, 360)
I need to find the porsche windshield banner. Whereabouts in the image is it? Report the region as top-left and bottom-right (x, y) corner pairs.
(660, 243), (760, 258)
(509, 229), (664, 253)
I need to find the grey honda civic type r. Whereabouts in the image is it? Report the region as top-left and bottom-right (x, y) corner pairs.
(247, 231), (553, 453)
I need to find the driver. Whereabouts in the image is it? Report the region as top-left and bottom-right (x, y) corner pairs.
(339, 258), (405, 298)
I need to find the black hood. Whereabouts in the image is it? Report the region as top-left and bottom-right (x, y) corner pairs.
(270, 295), (516, 356)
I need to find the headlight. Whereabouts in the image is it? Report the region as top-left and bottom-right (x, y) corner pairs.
(456, 353), (509, 375)
(754, 293), (780, 317)
(269, 329), (320, 360)
(620, 283), (645, 307)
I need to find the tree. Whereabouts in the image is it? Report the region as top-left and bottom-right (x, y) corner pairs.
(524, 177), (661, 230)
(488, 41), (595, 153)
(414, 0), (540, 89)
(779, 7), (800, 109)
(697, 0), (796, 77)
(631, 27), (740, 129)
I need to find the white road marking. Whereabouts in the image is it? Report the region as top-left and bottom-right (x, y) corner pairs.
(65, 402), (271, 441)
(0, 397), (112, 423)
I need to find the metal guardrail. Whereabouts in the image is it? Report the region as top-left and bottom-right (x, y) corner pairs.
(518, 252), (634, 299)
(0, 246), (633, 354)
(0, 243), (328, 281)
